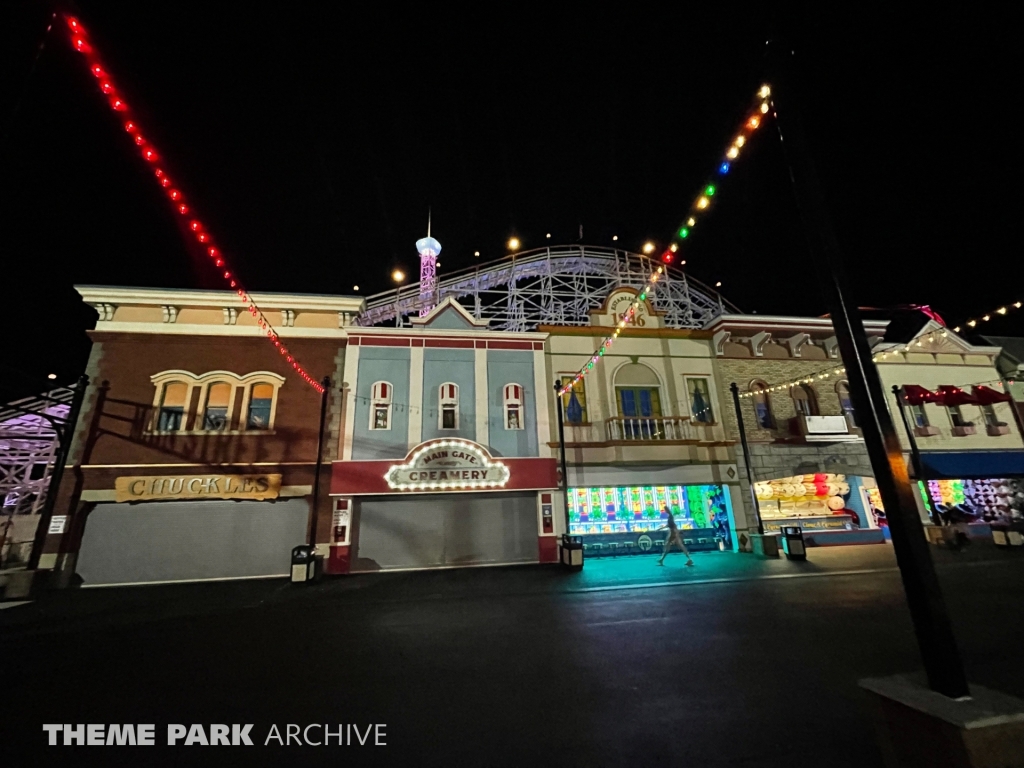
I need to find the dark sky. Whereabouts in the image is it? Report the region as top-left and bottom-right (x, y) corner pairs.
(1, 2), (1020, 395)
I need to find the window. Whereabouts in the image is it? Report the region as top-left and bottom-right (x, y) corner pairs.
(981, 404), (999, 427)
(617, 387), (662, 419)
(909, 404), (929, 428)
(203, 382), (232, 431)
(247, 383), (275, 430)
(150, 370), (284, 433)
(836, 381), (857, 426)
(158, 381), (189, 432)
(370, 381), (392, 430)
(948, 405), (967, 427)
(559, 374), (587, 424)
(439, 383), (459, 430)
(750, 380), (773, 429)
(504, 383), (524, 430)
(686, 378), (714, 423)
(791, 384), (819, 417)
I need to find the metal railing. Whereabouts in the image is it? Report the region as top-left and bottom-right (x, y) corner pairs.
(606, 416), (697, 442)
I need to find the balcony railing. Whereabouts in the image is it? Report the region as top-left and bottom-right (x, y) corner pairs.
(605, 416), (698, 442)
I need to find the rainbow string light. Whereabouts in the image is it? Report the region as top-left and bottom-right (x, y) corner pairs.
(558, 85), (773, 397)
(63, 15), (324, 394)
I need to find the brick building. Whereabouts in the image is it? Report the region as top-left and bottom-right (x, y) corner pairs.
(709, 315), (1024, 547)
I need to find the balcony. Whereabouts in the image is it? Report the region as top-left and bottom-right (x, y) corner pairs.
(790, 414), (861, 443)
(605, 416), (701, 442)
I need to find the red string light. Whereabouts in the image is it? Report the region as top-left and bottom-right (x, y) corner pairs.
(62, 15), (324, 393)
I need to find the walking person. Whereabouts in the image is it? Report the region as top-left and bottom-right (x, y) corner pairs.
(657, 504), (694, 567)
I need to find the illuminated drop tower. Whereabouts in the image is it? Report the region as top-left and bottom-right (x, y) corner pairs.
(416, 212), (441, 317)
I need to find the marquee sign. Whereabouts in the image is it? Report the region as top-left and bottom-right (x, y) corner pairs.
(384, 439), (510, 491)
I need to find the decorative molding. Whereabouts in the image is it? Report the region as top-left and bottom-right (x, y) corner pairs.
(76, 285), (365, 314)
(223, 307), (238, 325)
(161, 305), (179, 323)
(94, 303), (116, 321)
(281, 309), (296, 327)
(749, 331), (772, 357)
(712, 330), (731, 355)
(781, 333), (811, 358)
(822, 335), (841, 358)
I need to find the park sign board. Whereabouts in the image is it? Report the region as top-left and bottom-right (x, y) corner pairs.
(384, 439), (510, 492)
(115, 474), (282, 502)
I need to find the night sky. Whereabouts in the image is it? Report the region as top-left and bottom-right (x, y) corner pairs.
(1, 3), (1020, 397)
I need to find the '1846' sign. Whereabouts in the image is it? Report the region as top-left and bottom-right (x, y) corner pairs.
(115, 474), (282, 502)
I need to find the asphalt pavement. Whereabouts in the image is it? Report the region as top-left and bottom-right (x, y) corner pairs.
(4, 541), (1024, 767)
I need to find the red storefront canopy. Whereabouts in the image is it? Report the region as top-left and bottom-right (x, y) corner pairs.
(935, 385), (978, 406)
(902, 384), (940, 405)
(971, 385), (1013, 405)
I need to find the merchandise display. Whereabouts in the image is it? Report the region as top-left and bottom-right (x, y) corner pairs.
(755, 473), (862, 532)
(919, 478), (1024, 523)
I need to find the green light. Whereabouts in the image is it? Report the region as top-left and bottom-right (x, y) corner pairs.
(598, 348), (604, 356)
(639, 293), (646, 301)
(679, 228), (689, 238)
(705, 185), (716, 196)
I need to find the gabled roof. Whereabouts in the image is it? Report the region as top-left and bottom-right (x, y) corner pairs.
(409, 297), (490, 330)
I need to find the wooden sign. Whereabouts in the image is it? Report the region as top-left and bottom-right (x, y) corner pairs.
(115, 474), (282, 502)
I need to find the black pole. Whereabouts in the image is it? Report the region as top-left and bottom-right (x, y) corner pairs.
(28, 374), (89, 571)
(309, 376), (331, 549)
(553, 380), (571, 537)
(892, 386), (939, 526)
(768, 42), (969, 698)
(730, 383), (764, 536)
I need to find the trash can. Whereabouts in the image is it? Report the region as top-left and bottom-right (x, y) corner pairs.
(560, 534), (584, 570)
(291, 544), (316, 583)
(780, 526), (806, 561)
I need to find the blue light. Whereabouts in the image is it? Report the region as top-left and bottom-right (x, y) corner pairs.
(719, 162), (730, 174)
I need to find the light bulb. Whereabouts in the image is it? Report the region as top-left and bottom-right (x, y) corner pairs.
(726, 147), (739, 159)
(687, 217), (695, 227)
(734, 136), (746, 148)
(697, 197), (709, 209)
(642, 241), (655, 254)
(760, 102), (769, 114)
(507, 237), (520, 250)
(758, 84), (771, 99)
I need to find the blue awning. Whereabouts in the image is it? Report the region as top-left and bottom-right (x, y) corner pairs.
(919, 450), (1024, 479)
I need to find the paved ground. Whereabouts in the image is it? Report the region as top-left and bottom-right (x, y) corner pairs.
(4, 542), (1024, 767)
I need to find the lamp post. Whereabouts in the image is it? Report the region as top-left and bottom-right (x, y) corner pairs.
(309, 376), (331, 550)
(553, 380), (571, 537)
(730, 382), (764, 536)
(768, 41), (969, 698)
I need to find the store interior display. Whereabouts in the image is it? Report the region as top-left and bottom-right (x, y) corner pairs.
(568, 484), (727, 536)
(754, 473), (862, 532)
(920, 478), (1024, 523)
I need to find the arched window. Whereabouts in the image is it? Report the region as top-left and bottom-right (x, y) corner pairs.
(504, 383), (524, 430)
(370, 381), (392, 431)
(836, 380), (856, 425)
(439, 383), (459, 430)
(246, 383), (275, 430)
(203, 382), (233, 431)
(157, 381), (189, 432)
(791, 384), (819, 417)
(750, 380), (773, 429)
(150, 370), (284, 433)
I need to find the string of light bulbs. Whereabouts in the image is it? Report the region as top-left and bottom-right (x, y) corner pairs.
(63, 15), (324, 394)
(558, 85), (772, 397)
(739, 298), (1024, 398)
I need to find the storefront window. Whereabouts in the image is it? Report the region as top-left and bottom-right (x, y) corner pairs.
(158, 382), (189, 432)
(921, 477), (1024, 524)
(754, 473), (861, 532)
(791, 384), (818, 417)
(750, 381), (773, 429)
(247, 383), (274, 430)
(947, 405), (967, 427)
(559, 375), (587, 424)
(568, 484), (731, 550)
(370, 381), (392, 430)
(837, 381), (857, 426)
(439, 383), (459, 430)
(503, 384), (524, 430)
(686, 378), (714, 423)
(910, 404), (929, 427)
(203, 382), (232, 431)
